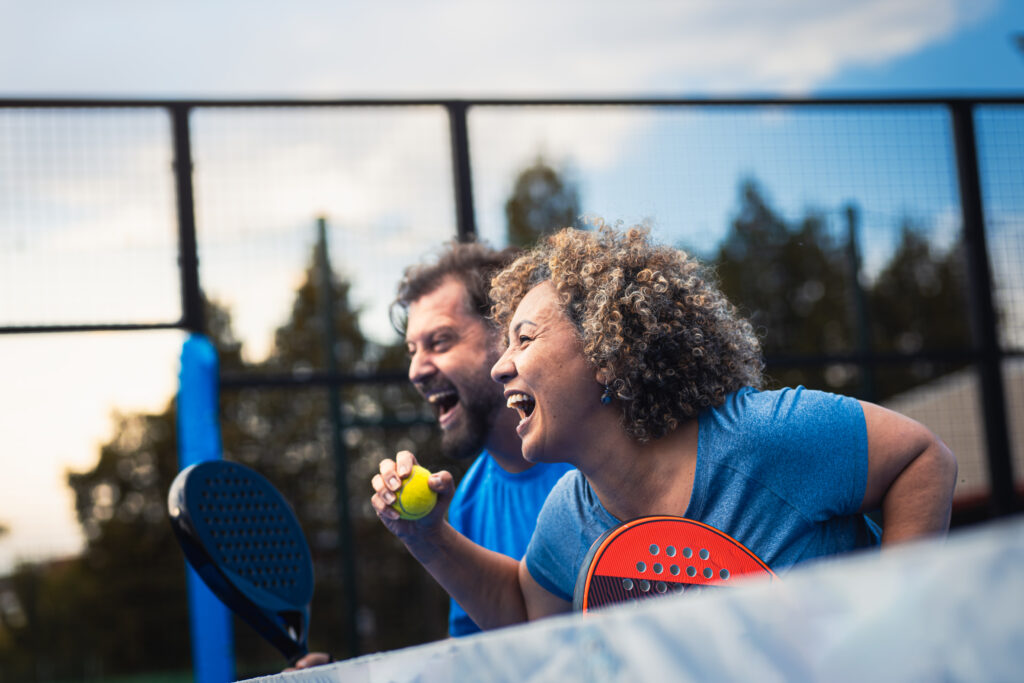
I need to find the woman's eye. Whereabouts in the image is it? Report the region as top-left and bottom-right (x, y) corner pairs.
(518, 335), (532, 344)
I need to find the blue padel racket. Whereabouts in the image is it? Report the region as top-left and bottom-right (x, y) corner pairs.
(168, 460), (314, 664)
(573, 516), (776, 613)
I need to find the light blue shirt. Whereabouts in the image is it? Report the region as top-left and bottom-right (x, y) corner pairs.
(526, 387), (882, 601)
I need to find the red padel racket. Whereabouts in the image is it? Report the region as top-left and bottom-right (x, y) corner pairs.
(573, 516), (776, 613)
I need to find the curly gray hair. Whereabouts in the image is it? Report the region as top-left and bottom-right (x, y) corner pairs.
(490, 221), (763, 441)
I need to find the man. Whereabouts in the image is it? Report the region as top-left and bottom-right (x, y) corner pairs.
(389, 241), (573, 636)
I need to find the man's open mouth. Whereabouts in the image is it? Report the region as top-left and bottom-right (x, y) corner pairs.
(427, 388), (459, 420)
(506, 393), (536, 422)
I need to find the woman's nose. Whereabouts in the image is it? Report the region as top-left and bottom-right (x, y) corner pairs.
(490, 348), (515, 384)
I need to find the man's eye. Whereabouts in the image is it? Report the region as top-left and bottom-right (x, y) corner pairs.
(518, 335), (532, 344)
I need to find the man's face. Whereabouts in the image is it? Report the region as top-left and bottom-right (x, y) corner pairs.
(405, 277), (504, 460)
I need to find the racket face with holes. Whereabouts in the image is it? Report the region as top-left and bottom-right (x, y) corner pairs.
(168, 460), (314, 663)
(573, 516), (775, 613)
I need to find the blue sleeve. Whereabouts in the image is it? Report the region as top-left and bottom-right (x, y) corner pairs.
(759, 387), (868, 520)
(695, 387), (876, 568)
(703, 387), (868, 521)
(524, 475), (581, 602)
(524, 470), (617, 603)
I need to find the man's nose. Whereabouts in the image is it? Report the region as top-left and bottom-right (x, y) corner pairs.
(408, 350), (435, 384)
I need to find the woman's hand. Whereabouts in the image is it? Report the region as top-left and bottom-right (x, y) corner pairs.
(370, 450), (455, 542)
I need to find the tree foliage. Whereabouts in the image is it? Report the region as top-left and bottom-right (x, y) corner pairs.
(867, 221), (971, 397)
(0, 226), (447, 680)
(712, 179), (969, 400)
(504, 156), (581, 247)
(713, 179), (854, 392)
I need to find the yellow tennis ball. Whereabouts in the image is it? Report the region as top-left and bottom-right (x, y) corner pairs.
(391, 465), (437, 520)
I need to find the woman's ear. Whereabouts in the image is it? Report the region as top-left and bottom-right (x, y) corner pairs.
(595, 366), (613, 386)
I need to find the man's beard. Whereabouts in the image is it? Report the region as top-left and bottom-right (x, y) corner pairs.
(440, 379), (503, 461)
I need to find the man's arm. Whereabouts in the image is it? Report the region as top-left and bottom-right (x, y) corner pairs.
(859, 401), (958, 543)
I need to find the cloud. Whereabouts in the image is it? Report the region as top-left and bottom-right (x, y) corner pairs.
(0, 0), (998, 97)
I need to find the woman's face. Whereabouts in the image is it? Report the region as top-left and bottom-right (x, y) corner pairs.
(491, 281), (602, 464)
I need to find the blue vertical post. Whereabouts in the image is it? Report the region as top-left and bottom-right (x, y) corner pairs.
(178, 334), (235, 682)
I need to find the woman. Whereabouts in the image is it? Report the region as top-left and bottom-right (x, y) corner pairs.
(370, 222), (957, 630)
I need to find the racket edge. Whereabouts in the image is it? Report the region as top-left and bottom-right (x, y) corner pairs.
(168, 463), (311, 662)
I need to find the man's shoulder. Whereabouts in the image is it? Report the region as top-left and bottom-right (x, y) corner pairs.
(471, 452), (572, 483)
(520, 460), (575, 484)
(455, 455), (574, 505)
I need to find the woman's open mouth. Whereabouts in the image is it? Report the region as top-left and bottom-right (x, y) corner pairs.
(506, 392), (536, 425)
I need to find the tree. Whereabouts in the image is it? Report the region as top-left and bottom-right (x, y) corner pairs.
(214, 226), (448, 666)
(712, 178), (971, 402)
(504, 156), (580, 247)
(867, 221), (971, 398)
(2, 224), (447, 680)
(713, 179), (856, 393)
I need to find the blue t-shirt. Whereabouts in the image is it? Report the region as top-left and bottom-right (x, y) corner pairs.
(447, 452), (573, 635)
(525, 387), (882, 602)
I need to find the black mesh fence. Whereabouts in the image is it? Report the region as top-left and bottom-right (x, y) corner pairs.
(0, 96), (1021, 678)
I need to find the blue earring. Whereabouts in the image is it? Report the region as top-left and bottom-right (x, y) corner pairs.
(600, 385), (613, 405)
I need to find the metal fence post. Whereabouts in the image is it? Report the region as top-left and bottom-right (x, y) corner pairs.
(447, 101), (477, 242)
(171, 104), (205, 334)
(950, 101), (1016, 517)
(316, 217), (361, 657)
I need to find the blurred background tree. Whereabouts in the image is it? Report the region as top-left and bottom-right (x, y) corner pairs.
(504, 156), (580, 247)
(867, 222), (971, 398)
(711, 178), (969, 401)
(0, 224), (444, 680)
(712, 179), (855, 393)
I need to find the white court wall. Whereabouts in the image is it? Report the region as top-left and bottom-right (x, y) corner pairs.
(245, 515), (1024, 682)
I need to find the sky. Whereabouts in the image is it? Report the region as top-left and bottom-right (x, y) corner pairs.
(0, 0), (1020, 98)
(0, 0), (1022, 573)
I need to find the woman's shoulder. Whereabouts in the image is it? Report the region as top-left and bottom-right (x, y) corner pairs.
(701, 386), (864, 457)
(544, 467), (588, 503)
(537, 469), (610, 528)
(716, 386), (858, 423)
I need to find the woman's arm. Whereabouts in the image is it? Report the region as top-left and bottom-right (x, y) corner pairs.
(519, 560), (572, 620)
(403, 520), (529, 629)
(372, 451), (569, 629)
(859, 402), (958, 543)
